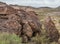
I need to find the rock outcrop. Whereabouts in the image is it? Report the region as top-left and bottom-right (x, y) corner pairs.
(0, 2), (42, 43)
(44, 16), (59, 42)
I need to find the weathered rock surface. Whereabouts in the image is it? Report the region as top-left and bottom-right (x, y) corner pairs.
(44, 16), (59, 42)
(0, 2), (42, 43)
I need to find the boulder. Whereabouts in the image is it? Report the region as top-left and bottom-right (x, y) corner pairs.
(0, 2), (42, 43)
(44, 16), (59, 42)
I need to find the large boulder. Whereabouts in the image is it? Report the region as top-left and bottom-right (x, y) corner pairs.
(0, 2), (42, 43)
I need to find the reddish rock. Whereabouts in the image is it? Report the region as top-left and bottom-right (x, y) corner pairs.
(0, 2), (17, 14)
(44, 16), (59, 42)
(0, 2), (42, 43)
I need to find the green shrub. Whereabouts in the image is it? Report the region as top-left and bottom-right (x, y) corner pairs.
(0, 32), (22, 44)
